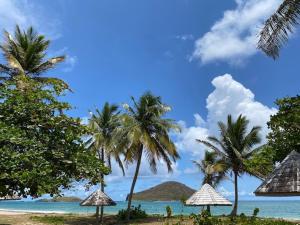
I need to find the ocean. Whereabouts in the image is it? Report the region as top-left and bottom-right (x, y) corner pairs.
(0, 200), (300, 220)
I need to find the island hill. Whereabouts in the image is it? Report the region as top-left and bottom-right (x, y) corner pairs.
(128, 181), (196, 201)
(37, 196), (82, 202)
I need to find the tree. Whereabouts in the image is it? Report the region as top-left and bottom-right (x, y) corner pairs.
(258, 0), (300, 58)
(118, 92), (180, 221)
(0, 25), (66, 89)
(85, 102), (125, 224)
(197, 115), (262, 216)
(193, 150), (227, 213)
(0, 78), (109, 198)
(267, 95), (300, 162)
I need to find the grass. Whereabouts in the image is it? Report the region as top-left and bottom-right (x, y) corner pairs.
(0, 213), (299, 225)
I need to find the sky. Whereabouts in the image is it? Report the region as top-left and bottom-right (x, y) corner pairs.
(0, 0), (299, 201)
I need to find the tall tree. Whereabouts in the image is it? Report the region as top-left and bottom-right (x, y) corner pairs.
(267, 95), (300, 162)
(0, 78), (108, 198)
(193, 150), (228, 213)
(0, 25), (66, 89)
(258, 0), (300, 58)
(118, 92), (180, 221)
(197, 115), (262, 216)
(85, 102), (125, 224)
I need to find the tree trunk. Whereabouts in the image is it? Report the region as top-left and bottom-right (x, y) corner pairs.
(95, 206), (100, 225)
(126, 144), (143, 221)
(230, 171), (238, 216)
(100, 148), (105, 224)
(207, 205), (211, 214)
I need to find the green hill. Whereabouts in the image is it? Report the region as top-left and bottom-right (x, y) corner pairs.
(129, 181), (195, 201)
(38, 196), (82, 202)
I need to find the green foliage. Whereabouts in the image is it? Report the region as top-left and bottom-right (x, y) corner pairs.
(191, 214), (296, 225)
(166, 205), (172, 218)
(86, 102), (125, 175)
(267, 95), (300, 162)
(0, 25), (67, 89)
(0, 79), (109, 197)
(198, 114), (263, 215)
(117, 205), (147, 220)
(30, 216), (65, 225)
(244, 145), (275, 179)
(193, 150), (227, 188)
(253, 208), (260, 217)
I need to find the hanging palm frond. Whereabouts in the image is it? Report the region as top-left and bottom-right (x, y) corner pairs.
(258, 0), (300, 58)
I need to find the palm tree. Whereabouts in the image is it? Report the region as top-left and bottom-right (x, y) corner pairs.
(193, 150), (227, 213)
(197, 115), (262, 216)
(118, 92), (180, 221)
(258, 0), (300, 58)
(0, 25), (65, 89)
(85, 102), (125, 224)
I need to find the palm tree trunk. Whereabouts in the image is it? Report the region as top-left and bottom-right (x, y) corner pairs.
(230, 171), (238, 216)
(100, 148), (105, 224)
(126, 144), (143, 221)
(95, 206), (100, 225)
(207, 205), (211, 214)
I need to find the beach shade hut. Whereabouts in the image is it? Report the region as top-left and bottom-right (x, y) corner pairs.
(80, 189), (116, 225)
(255, 150), (300, 196)
(185, 183), (232, 213)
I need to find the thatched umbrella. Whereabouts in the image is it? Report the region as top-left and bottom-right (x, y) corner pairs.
(80, 189), (116, 225)
(185, 183), (232, 213)
(255, 150), (300, 196)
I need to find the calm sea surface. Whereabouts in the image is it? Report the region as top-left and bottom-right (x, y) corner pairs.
(0, 200), (299, 220)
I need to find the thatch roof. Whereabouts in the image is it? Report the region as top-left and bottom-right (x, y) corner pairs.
(185, 183), (232, 206)
(255, 150), (300, 196)
(80, 189), (116, 206)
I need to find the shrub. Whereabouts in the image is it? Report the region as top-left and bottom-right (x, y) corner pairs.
(253, 207), (260, 217)
(166, 205), (172, 218)
(117, 204), (147, 220)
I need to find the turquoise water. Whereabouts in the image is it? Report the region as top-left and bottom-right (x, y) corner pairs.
(0, 200), (300, 220)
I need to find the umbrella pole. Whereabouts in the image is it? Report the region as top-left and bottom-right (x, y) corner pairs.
(96, 206), (100, 225)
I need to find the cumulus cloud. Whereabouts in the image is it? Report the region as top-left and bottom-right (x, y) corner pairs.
(175, 114), (209, 157)
(192, 0), (281, 64)
(174, 74), (277, 157)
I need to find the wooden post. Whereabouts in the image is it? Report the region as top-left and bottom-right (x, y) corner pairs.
(96, 206), (100, 225)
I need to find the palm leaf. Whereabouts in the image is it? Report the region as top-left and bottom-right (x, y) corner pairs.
(258, 0), (300, 58)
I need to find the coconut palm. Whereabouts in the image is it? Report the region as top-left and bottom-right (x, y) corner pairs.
(197, 115), (262, 216)
(258, 0), (300, 58)
(85, 102), (125, 224)
(118, 92), (180, 221)
(0, 25), (65, 89)
(193, 150), (228, 213)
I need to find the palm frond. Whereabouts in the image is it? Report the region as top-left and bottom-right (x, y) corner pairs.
(258, 0), (300, 58)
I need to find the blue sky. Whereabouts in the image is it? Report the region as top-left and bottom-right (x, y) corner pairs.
(1, 0), (299, 201)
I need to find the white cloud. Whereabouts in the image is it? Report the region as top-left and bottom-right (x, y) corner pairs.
(175, 114), (209, 157)
(174, 74), (277, 157)
(218, 186), (252, 197)
(175, 34), (194, 41)
(63, 55), (78, 72)
(0, 0), (61, 39)
(206, 74), (277, 142)
(192, 0), (281, 64)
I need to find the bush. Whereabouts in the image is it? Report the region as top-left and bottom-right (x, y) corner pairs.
(117, 204), (147, 220)
(253, 207), (260, 217)
(166, 205), (172, 218)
